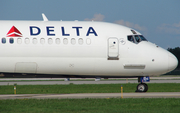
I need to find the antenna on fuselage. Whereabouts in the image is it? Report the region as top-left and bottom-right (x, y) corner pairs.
(42, 13), (48, 21)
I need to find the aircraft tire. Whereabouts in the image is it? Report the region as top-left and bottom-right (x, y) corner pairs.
(137, 83), (148, 92)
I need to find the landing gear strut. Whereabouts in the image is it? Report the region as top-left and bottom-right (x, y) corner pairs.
(136, 76), (150, 92)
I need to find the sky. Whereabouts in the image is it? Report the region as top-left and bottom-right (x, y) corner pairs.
(0, 0), (180, 49)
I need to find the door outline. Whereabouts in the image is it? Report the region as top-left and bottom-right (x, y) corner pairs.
(108, 38), (119, 60)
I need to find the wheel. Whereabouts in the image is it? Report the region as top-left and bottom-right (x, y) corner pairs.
(137, 83), (148, 92)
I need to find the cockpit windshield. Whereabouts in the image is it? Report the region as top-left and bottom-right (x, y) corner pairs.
(127, 35), (147, 44)
(139, 35), (147, 41)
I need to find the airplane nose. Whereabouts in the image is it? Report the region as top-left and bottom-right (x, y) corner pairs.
(168, 52), (178, 72)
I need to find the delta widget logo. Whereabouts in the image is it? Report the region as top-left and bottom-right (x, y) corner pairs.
(6, 26), (22, 37)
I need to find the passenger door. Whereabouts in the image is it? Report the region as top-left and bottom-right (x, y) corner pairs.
(108, 38), (119, 60)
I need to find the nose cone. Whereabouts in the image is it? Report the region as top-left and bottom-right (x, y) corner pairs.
(168, 52), (178, 72)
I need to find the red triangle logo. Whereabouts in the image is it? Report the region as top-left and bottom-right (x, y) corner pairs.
(6, 26), (22, 37)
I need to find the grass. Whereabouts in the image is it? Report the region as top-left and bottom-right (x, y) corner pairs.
(0, 98), (180, 113)
(0, 83), (180, 94)
(0, 83), (180, 113)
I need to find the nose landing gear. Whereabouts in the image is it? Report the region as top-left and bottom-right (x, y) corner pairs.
(136, 76), (150, 92)
(136, 83), (148, 92)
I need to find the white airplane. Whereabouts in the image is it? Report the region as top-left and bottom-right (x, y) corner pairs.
(0, 14), (178, 92)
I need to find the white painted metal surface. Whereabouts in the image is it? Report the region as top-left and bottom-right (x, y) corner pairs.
(0, 20), (178, 78)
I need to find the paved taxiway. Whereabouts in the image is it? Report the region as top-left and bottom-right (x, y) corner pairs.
(0, 92), (180, 99)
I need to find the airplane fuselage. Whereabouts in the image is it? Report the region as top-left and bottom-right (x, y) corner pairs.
(0, 20), (178, 78)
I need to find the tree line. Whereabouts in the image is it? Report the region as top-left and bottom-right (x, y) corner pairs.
(167, 47), (180, 69)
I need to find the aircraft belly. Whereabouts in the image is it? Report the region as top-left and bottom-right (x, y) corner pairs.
(0, 57), (148, 77)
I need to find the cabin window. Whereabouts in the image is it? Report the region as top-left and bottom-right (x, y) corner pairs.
(2, 38), (6, 44)
(78, 38), (83, 45)
(9, 38), (14, 44)
(33, 38), (37, 44)
(25, 38), (30, 44)
(40, 38), (45, 44)
(17, 38), (22, 44)
(55, 38), (60, 44)
(86, 38), (91, 45)
(48, 38), (53, 44)
(71, 38), (76, 45)
(63, 38), (68, 45)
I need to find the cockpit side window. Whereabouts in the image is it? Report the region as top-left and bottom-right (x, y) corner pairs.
(134, 35), (141, 43)
(127, 36), (135, 43)
(127, 35), (147, 44)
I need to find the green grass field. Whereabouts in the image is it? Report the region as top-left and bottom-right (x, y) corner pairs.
(0, 83), (180, 94)
(0, 83), (180, 113)
(0, 98), (180, 113)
